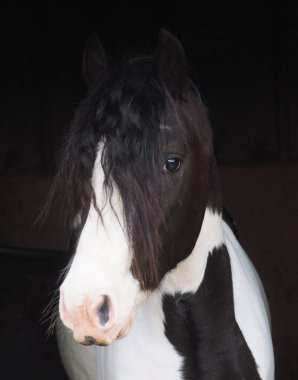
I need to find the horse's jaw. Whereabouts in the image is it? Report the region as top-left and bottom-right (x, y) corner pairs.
(160, 207), (225, 296)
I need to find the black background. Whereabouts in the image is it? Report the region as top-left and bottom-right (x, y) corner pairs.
(1, 1), (298, 169)
(0, 2), (297, 379)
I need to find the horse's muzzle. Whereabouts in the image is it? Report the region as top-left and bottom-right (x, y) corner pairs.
(59, 291), (136, 346)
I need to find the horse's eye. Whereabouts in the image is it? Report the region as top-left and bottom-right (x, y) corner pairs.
(164, 157), (182, 173)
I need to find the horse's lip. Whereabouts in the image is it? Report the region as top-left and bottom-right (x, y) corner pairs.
(75, 324), (121, 346)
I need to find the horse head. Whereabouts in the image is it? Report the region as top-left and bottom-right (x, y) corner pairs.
(58, 30), (219, 346)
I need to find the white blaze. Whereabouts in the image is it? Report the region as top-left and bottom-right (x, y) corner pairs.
(60, 148), (140, 325)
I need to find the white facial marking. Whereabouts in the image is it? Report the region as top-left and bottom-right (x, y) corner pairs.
(160, 124), (172, 131)
(60, 147), (141, 339)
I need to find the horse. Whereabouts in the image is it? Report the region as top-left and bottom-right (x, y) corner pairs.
(54, 30), (274, 379)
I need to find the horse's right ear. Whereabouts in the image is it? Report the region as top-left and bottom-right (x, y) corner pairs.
(82, 33), (107, 87)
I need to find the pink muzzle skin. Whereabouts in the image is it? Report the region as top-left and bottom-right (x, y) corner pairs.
(59, 291), (136, 346)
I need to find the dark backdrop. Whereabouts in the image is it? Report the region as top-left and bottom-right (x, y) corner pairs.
(0, 2), (297, 380)
(1, 2), (298, 170)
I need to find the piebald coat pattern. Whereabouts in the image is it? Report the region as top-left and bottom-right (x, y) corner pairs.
(58, 184), (274, 379)
(56, 30), (274, 379)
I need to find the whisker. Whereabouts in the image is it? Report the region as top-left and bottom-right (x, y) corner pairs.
(41, 287), (61, 339)
(57, 263), (71, 286)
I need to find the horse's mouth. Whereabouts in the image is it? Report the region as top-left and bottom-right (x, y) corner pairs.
(73, 306), (137, 347)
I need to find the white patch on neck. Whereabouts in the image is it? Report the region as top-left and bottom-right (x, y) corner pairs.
(223, 222), (274, 379)
(161, 208), (224, 295)
(161, 209), (274, 379)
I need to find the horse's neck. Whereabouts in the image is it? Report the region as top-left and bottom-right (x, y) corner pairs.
(160, 207), (224, 295)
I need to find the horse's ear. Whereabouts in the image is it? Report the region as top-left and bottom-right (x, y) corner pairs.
(83, 33), (107, 87)
(155, 29), (188, 97)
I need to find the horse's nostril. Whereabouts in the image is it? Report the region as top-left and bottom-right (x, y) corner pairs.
(97, 295), (110, 326)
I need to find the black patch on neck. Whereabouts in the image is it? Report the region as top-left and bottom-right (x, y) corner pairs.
(163, 245), (261, 379)
(222, 207), (239, 240)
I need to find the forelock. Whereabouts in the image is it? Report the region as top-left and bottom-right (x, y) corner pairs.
(94, 58), (168, 289)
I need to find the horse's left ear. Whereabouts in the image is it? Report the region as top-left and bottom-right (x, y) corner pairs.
(155, 29), (188, 97)
(82, 33), (107, 87)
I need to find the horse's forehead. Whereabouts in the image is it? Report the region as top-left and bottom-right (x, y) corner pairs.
(160, 119), (190, 145)
(163, 98), (200, 137)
